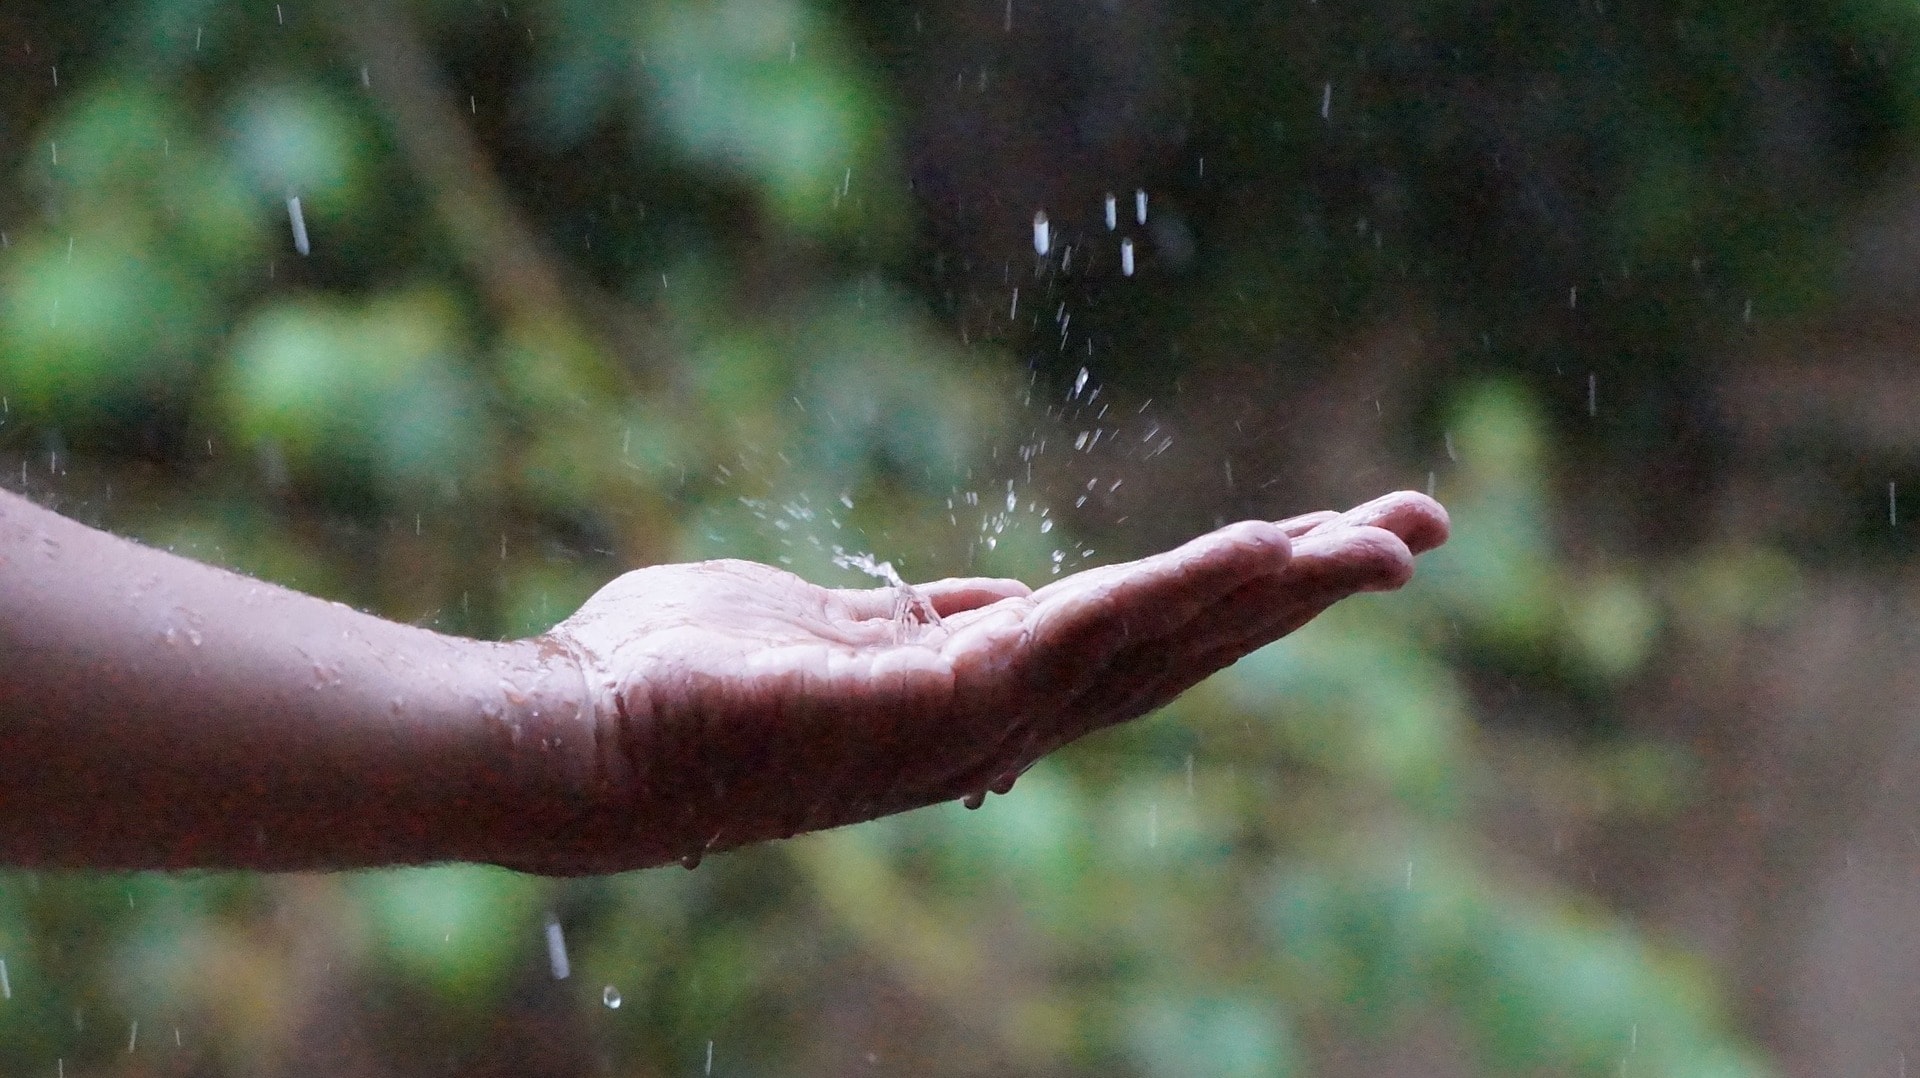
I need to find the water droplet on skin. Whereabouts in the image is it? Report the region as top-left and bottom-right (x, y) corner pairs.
(961, 791), (987, 810)
(680, 850), (704, 870)
(602, 985), (622, 1009)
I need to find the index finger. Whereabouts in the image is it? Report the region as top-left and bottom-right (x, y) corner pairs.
(1023, 519), (1294, 665)
(1302, 490), (1450, 554)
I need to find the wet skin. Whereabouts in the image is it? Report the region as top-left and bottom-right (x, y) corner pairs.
(0, 487), (1447, 874)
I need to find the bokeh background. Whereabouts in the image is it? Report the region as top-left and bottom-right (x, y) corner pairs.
(4, 0), (1920, 1074)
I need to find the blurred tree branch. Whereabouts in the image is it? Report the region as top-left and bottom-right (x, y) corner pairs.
(326, 0), (666, 386)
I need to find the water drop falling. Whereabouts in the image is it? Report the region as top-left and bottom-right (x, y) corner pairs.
(1120, 238), (1135, 277)
(602, 985), (622, 1009)
(287, 196), (310, 256)
(544, 916), (570, 980)
(1032, 210), (1050, 256)
(833, 549), (941, 632)
(1104, 192), (1117, 230)
(1135, 188), (1148, 225)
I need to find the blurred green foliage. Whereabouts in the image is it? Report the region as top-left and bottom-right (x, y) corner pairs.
(0, 0), (1909, 1073)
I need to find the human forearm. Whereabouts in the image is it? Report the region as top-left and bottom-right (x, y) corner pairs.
(0, 489), (596, 870)
(0, 484), (1450, 876)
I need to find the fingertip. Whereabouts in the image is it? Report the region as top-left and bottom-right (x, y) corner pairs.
(1388, 491), (1450, 555)
(1021, 519), (1295, 658)
(1291, 525), (1418, 593)
(1142, 520), (1293, 594)
(1142, 519), (1295, 596)
(1310, 490), (1450, 555)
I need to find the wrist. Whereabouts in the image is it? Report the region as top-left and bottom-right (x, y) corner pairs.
(463, 633), (653, 874)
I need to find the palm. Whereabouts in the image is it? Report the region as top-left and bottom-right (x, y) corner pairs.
(546, 491), (1448, 869)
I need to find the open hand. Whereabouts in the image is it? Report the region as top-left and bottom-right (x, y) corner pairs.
(538, 491), (1449, 872)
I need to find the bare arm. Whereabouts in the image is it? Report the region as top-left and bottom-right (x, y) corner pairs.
(0, 488), (591, 870)
(0, 486), (1448, 874)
